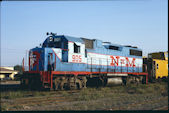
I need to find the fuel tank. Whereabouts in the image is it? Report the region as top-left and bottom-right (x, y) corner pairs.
(106, 77), (123, 86)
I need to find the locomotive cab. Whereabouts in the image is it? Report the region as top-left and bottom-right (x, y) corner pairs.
(29, 34), (86, 72)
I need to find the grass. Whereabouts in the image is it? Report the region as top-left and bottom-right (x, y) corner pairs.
(60, 91), (69, 97)
(72, 81), (168, 102)
(1, 91), (26, 99)
(76, 88), (106, 101)
(1, 103), (9, 111)
(1, 81), (167, 111)
(1, 82), (167, 100)
(0, 90), (53, 99)
(12, 105), (23, 110)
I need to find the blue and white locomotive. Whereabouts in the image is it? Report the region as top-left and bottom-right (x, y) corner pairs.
(21, 32), (148, 90)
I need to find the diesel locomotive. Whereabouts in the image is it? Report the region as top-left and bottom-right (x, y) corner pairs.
(21, 32), (148, 90)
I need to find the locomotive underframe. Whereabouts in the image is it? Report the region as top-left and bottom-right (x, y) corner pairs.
(20, 71), (148, 90)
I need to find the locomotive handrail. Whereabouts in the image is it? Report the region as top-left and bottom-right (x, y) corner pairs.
(143, 64), (148, 73)
(91, 57), (92, 72)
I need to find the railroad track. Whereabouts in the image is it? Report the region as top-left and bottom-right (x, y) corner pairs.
(154, 106), (168, 110)
(1, 81), (167, 111)
(5, 93), (167, 111)
(4, 95), (69, 110)
(108, 96), (168, 110)
(2, 90), (80, 111)
(14, 96), (66, 105)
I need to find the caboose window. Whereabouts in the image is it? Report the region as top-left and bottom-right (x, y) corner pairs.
(157, 64), (159, 69)
(130, 49), (142, 56)
(74, 43), (80, 53)
(109, 46), (119, 50)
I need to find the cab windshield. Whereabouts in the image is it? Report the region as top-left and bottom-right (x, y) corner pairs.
(43, 37), (61, 48)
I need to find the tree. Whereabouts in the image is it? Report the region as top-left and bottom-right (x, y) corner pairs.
(14, 65), (23, 73)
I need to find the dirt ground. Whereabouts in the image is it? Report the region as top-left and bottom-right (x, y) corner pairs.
(0, 81), (20, 85)
(0, 81), (168, 111)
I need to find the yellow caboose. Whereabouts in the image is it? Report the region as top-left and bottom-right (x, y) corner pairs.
(144, 51), (168, 81)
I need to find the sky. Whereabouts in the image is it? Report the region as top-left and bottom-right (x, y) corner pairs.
(1, 0), (168, 67)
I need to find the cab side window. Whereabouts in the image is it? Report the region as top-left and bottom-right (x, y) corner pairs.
(74, 43), (80, 53)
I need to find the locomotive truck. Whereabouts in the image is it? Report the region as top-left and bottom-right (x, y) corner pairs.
(21, 32), (148, 90)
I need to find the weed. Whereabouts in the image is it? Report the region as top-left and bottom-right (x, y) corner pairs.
(1, 104), (9, 111)
(60, 91), (69, 97)
(13, 105), (23, 110)
(0, 91), (53, 99)
(1, 91), (25, 99)
(1, 82), (168, 111)
(32, 91), (46, 96)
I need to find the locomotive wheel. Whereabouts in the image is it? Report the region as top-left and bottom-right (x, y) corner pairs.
(53, 76), (87, 90)
(103, 77), (107, 87)
(31, 77), (41, 90)
(135, 76), (140, 85)
(68, 77), (78, 90)
(75, 77), (87, 89)
(75, 79), (83, 90)
(29, 78), (36, 90)
(20, 78), (28, 89)
(127, 76), (139, 85)
(142, 76), (146, 84)
(81, 77), (87, 88)
(28, 78), (33, 90)
(122, 77), (127, 86)
(53, 78), (60, 91)
(59, 78), (68, 90)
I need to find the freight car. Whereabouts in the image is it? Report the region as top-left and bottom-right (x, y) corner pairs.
(21, 32), (148, 90)
(143, 51), (168, 82)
